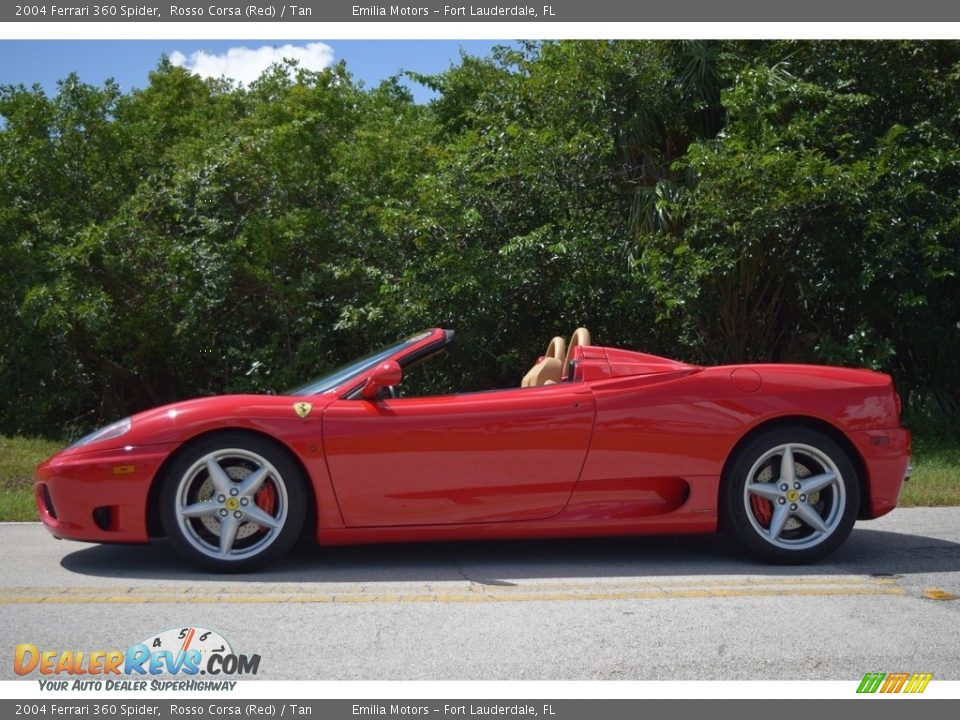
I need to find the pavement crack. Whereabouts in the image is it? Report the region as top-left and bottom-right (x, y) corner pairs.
(451, 558), (483, 591)
(451, 558), (517, 589)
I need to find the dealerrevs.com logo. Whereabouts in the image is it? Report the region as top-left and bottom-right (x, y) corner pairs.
(857, 672), (933, 694)
(14, 626), (259, 691)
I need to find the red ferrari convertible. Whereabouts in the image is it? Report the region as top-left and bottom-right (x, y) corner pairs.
(35, 328), (911, 572)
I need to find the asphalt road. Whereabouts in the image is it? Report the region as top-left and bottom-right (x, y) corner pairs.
(2, 508), (959, 680)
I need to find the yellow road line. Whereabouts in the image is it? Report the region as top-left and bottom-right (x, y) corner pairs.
(0, 585), (905, 604)
(0, 575), (900, 596)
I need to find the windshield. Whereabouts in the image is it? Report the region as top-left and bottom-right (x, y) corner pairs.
(285, 331), (433, 396)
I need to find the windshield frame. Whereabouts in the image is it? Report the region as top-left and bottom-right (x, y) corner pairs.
(285, 329), (446, 397)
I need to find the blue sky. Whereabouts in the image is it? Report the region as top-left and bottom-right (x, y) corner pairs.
(0, 40), (509, 103)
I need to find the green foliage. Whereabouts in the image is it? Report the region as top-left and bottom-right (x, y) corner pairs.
(1, 41), (958, 440)
(638, 42), (960, 437)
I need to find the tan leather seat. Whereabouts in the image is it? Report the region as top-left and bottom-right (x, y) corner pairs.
(521, 336), (566, 387)
(521, 356), (563, 387)
(561, 327), (592, 380)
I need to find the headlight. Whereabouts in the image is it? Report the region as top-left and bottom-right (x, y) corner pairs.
(69, 418), (132, 449)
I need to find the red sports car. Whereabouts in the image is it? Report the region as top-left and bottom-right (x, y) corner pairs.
(35, 328), (911, 572)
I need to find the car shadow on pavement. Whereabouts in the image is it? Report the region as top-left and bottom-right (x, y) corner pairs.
(59, 525), (960, 584)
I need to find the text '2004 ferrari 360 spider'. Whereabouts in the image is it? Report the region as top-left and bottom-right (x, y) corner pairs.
(35, 328), (911, 572)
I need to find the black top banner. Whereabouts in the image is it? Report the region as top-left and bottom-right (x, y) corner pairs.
(5, 0), (960, 22)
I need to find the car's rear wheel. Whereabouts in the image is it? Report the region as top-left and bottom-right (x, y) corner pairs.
(160, 433), (306, 572)
(720, 427), (859, 564)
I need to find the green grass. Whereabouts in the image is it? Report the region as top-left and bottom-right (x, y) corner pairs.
(0, 433), (956, 521)
(900, 437), (960, 506)
(0, 436), (65, 521)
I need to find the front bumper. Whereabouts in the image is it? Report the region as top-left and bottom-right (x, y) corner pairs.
(34, 443), (178, 543)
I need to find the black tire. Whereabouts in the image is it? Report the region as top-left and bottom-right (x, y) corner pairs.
(160, 432), (306, 573)
(720, 426), (860, 564)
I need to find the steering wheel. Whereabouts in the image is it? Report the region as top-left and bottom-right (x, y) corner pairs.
(562, 327), (592, 379)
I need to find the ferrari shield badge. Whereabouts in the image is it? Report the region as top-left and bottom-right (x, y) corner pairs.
(293, 402), (313, 419)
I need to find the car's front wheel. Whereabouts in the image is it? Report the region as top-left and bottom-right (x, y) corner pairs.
(720, 427), (859, 564)
(160, 433), (306, 572)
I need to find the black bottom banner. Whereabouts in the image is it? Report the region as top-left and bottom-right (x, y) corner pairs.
(2, 699), (958, 720)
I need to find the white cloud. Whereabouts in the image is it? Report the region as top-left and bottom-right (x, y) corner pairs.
(169, 43), (335, 86)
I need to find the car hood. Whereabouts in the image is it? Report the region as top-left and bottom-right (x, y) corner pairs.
(60, 394), (336, 456)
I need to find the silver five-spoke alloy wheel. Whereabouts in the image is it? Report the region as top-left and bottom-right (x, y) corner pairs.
(175, 448), (289, 561)
(721, 426), (859, 564)
(742, 443), (845, 550)
(161, 433), (306, 572)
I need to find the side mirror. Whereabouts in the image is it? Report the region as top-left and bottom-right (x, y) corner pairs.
(361, 360), (402, 400)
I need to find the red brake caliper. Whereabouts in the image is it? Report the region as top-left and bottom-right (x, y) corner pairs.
(254, 483), (277, 533)
(750, 494), (773, 528)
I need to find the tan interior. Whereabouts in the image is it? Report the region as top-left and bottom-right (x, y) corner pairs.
(522, 331), (593, 387)
(544, 336), (565, 364)
(520, 356), (563, 387)
(520, 335), (567, 387)
(562, 327), (592, 379)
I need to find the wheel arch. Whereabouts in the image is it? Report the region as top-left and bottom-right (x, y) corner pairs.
(720, 415), (872, 520)
(145, 427), (318, 539)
